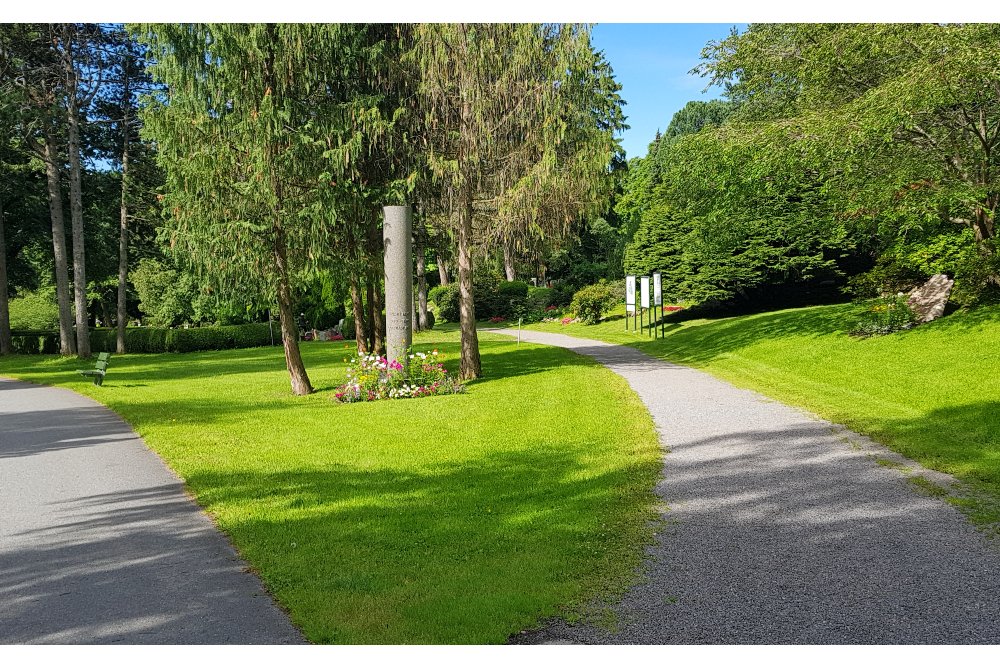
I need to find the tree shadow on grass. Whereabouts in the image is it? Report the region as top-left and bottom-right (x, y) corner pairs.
(179, 446), (659, 644)
(872, 400), (1000, 503)
(472, 344), (594, 385)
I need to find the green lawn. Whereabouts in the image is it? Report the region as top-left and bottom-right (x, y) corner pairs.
(0, 329), (662, 643)
(528, 303), (1000, 524)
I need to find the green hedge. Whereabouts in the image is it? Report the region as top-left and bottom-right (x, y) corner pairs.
(9, 323), (279, 355)
(9, 330), (60, 354)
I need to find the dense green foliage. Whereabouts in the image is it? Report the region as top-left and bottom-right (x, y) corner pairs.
(619, 24), (1000, 310)
(570, 280), (621, 324)
(8, 289), (59, 329)
(0, 330), (662, 643)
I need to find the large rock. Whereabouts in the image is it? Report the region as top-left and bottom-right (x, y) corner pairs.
(907, 273), (954, 323)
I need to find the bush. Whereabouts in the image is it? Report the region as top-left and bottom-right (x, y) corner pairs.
(571, 281), (621, 325)
(428, 285), (450, 308)
(550, 282), (577, 307)
(850, 296), (917, 337)
(493, 280), (530, 318)
(432, 283), (461, 322)
(526, 286), (554, 311)
(9, 290), (60, 330)
(430, 279), (533, 322)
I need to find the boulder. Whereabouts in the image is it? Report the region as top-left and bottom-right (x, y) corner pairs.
(907, 273), (954, 323)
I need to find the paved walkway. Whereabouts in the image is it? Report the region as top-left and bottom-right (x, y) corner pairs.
(494, 329), (1000, 644)
(0, 377), (304, 644)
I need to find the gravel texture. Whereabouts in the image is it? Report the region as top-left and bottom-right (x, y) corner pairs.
(0, 377), (304, 644)
(494, 329), (1000, 644)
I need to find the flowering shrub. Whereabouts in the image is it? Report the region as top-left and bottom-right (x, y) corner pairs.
(334, 349), (465, 403)
(489, 316), (505, 323)
(850, 295), (917, 337)
(665, 305), (683, 312)
(561, 317), (576, 325)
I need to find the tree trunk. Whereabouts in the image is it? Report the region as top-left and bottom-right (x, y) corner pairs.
(62, 25), (90, 358)
(364, 277), (375, 352)
(437, 252), (450, 285)
(274, 231), (313, 395)
(43, 133), (75, 355)
(370, 269), (386, 357)
(457, 181), (481, 380)
(0, 198), (11, 355)
(503, 243), (516, 281)
(349, 273), (369, 355)
(117, 71), (131, 355)
(973, 199), (996, 242)
(99, 298), (112, 329)
(415, 225), (429, 330)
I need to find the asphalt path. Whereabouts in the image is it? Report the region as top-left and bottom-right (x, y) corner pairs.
(494, 329), (1000, 644)
(0, 377), (304, 644)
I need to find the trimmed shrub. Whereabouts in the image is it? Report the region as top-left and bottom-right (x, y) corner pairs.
(10, 323), (276, 355)
(9, 330), (60, 354)
(433, 283), (461, 322)
(571, 281), (621, 325)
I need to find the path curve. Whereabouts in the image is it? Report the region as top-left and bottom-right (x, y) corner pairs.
(0, 377), (304, 644)
(492, 329), (1000, 644)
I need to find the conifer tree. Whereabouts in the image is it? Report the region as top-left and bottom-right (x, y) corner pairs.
(139, 23), (407, 394)
(412, 24), (623, 379)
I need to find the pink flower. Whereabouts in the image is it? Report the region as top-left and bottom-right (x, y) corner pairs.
(389, 360), (403, 371)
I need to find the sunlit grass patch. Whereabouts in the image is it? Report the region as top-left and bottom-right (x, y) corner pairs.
(0, 330), (662, 643)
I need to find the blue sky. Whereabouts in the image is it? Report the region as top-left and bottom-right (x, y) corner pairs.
(591, 23), (746, 160)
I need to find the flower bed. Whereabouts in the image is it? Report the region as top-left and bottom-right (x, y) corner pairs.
(334, 350), (465, 403)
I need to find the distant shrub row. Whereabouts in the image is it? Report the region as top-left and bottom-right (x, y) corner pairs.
(9, 322), (279, 355)
(428, 279), (576, 323)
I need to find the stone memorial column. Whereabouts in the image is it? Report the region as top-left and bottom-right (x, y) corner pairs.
(383, 205), (413, 371)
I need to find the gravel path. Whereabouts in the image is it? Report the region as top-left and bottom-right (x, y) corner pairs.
(0, 377), (304, 644)
(493, 329), (1000, 644)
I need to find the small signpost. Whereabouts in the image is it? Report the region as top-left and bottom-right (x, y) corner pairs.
(625, 275), (636, 330)
(640, 275), (651, 336)
(653, 271), (662, 338)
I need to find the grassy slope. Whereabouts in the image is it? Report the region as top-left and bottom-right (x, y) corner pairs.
(0, 329), (662, 644)
(528, 303), (1000, 522)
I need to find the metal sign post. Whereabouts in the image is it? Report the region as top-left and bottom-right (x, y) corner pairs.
(652, 271), (662, 339)
(625, 275), (636, 331)
(640, 276), (651, 337)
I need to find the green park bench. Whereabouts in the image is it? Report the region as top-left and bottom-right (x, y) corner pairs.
(79, 352), (111, 386)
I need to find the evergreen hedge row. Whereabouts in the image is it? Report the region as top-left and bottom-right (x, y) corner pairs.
(9, 322), (278, 355)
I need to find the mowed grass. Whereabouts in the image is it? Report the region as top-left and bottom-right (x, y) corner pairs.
(0, 329), (662, 643)
(528, 303), (1000, 523)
